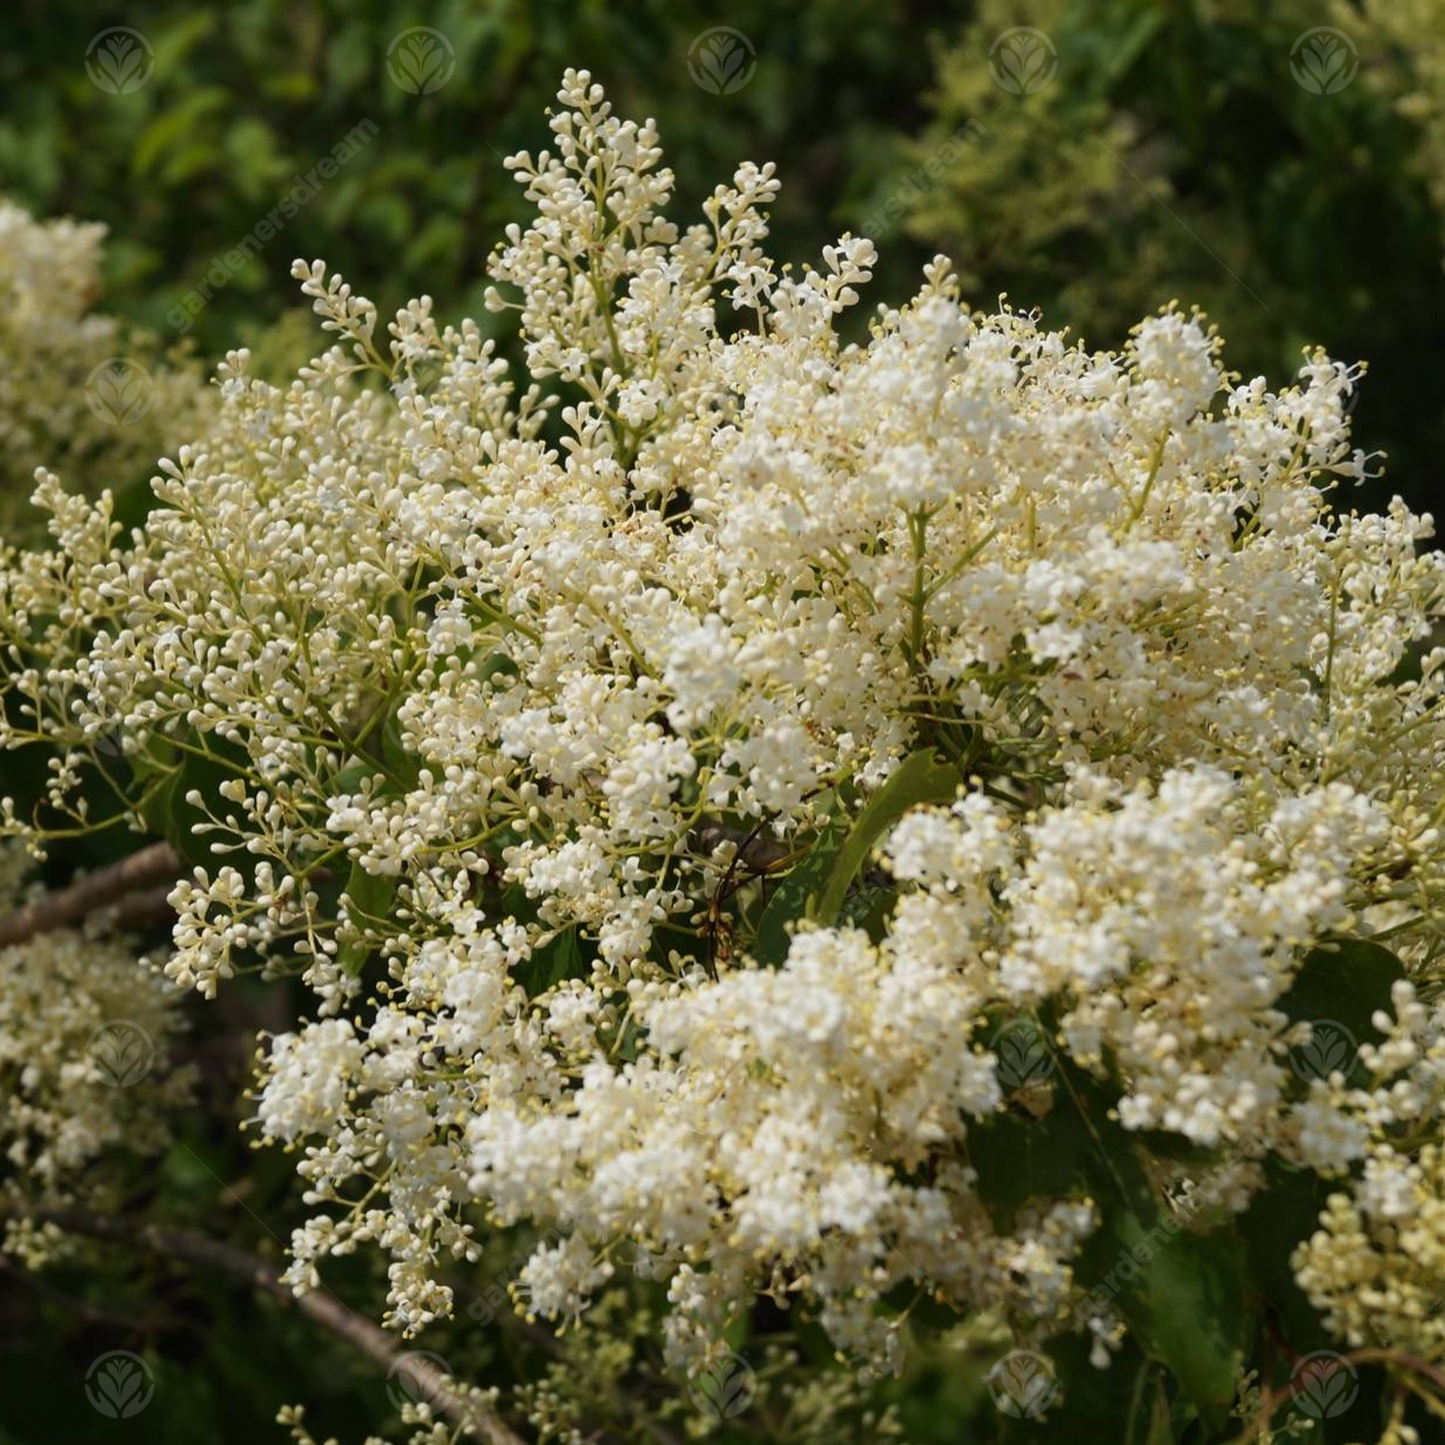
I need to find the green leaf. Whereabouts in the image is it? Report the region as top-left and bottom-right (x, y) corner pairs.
(1094, 1201), (1245, 1433)
(757, 809), (843, 965)
(337, 858), (395, 977)
(1144, 1383), (1174, 1445)
(1001, 1336), (1156, 1444)
(132, 90), (227, 176)
(814, 749), (960, 924)
(160, 141), (227, 188)
(132, 732), (251, 874)
(149, 10), (215, 72)
(753, 816), (844, 965)
(968, 1106), (1089, 1229)
(129, 733), (178, 832)
(329, 759), (376, 797)
(1278, 938), (1405, 1045)
(1237, 1158), (1332, 1355)
(838, 883), (897, 942)
(752, 753), (958, 965)
(259, 71), (320, 103)
(516, 926), (584, 997)
(1277, 938), (1406, 1090)
(475, 649), (519, 685)
(498, 880), (541, 929)
(380, 708), (423, 790)
(1064, 1068), (1247, 1432)
(1088, 7), (1167, 99)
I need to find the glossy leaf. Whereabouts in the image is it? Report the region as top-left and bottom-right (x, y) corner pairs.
(337, 858), (396, 977)
(813, 750), (960, 925)
(753, 819), (844, 965)
(1278, 938), (1406, 1046)
(516, 926), (584, 998)
(1064, 1068), (1248, 1432)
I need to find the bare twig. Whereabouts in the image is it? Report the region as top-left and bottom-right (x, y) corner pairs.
(474, 1290), (685, 1445)
(16, 1205), (528, 1445)
(0, 1252), (174, 1335)
(106, 882), (180, 934)
(1232, 1346), (1445, 1445)
(0, 843), (181, 949)
(690, 820), (790, 872)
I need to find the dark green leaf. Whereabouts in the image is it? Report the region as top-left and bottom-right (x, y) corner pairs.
(1278, 938), (1406, 1086)
(516, 926), (584, 997)
(337, 858), (395, 977)
(133, 732), (251, 874)
(754, 816), (846, 966)
(1278, 938), (1405, 1039)
(813, 749), (960, 924)
(380, 708), (422, 790)
(968, 1106), (1089, 1229)
(1237, 1159), (1331, 1356)
(1064, 1068), (1247, 1432)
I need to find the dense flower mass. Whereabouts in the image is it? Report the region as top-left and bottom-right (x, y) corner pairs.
(2, 70), (1445, 1412)
(1294, 1140), (1445, 1362)
(0, 846), (190, 1253)
(0, 198), (210, 536)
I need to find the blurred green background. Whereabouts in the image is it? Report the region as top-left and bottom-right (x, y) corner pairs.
(3, 0), (1444, 520)
(2, 1), (1444, 1441)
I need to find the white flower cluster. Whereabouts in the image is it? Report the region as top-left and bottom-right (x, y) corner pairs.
(3, 72), (1445, 1377)
(885, 771), (1399, 1157)
(1294, 1139), (1445, 1361)
(0, 198), (210, 535)
(0, 848), (191, 1243)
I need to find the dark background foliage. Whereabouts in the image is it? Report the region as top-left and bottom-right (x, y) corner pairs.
(1, 3), (1442, 1441)
(4, 1), (1443, 515)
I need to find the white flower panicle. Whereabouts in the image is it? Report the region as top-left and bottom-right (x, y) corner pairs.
(0, 847), (191, 1252)
(2, 72), (1445, 1374)
(0, 197), (210, 534)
